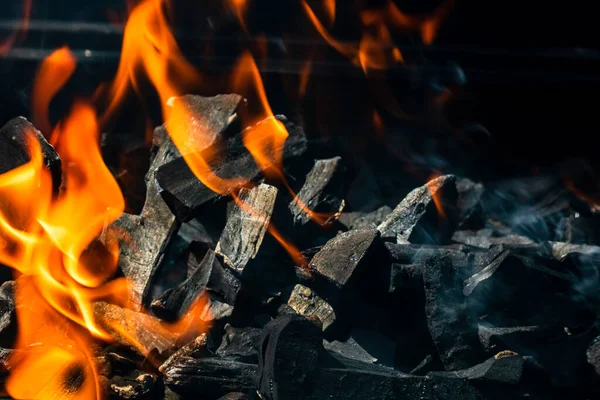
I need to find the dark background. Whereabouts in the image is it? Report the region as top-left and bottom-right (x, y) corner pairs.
(1, 0), (599, 185)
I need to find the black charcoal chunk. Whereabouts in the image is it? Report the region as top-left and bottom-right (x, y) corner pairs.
(0, 281), (15, 341)
(463, 250), (511, 296)
(215, 183), (278, 274)
(323, 337), (377, 364)
(286, 284), (336, 333)
(156, 116), (307, 220)
(587, 336), (600, 376)
(163, 357), (257, 397)
(257, 314), (323, 400)
(0, 117), (62, 190)
(456, 177), (485, 228)
(338, 205), (392, 230)
(478, 325), (540, 353)
(216, 325), (261, 363)
(289, 157), (345, 226)
(429, 352), (524, 384)
(378, 174), (458, 244)
(423, 258), (484, 370)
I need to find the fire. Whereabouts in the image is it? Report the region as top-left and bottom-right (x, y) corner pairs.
(427, 172), (447, 219)
(0, 0), (31, 54)
(32, 47), (77, 138)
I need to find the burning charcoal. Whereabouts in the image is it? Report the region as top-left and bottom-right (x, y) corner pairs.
(109, 371), (158, 399)
(0, 117), (62, 190)
(163, 357), (257, 397)
(478, 325), (540, 353)
(288, 156), (345, 226)
(378, 174), (459, 244)
(151, 249), (240, 321)
(338, 205), (392, 230)
(323, 337), (378, 364)
(216, 325), (261, 363)
(422, 258), (484, 370)
(112, 129), (181, 305)
(0, 347), (16, 372)
(586, 336), (600, 376)
(159, 334), (208, 374)
(215, 183), (278, 274)
(257, 314), (323, 400)
(308, 228), (385, 306)
(156, 115), (307, 220)
(429, 351), (524, 384)
(0, 280), (15, 340)
(286, 284), (336, 333)
(92, 302), (178, 355)
(217, 394), (253, 400)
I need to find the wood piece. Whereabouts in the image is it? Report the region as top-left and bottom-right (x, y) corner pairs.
(308, 228), (381, 305)
(215, 183), (278, 274)
(338, 205), (392, 230)
(155, 115), (307, 220)
(151, 249), (240, 321)
(92, 301), (178, 355)
(429, 353), (524, 384)
(216, 325), (261, 363)
(163, 357), (257, 397)
(422, 258), (484, 371)
(257, 314), (323, 400)
(0, 117), (62, 190)
(377, 174), (458, 244)
(286, 284), (336, 333)
(288, 157), (345, 226)
(109, 371), (158, 399)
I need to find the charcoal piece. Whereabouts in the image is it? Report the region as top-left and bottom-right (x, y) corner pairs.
(111, 128), (181, 305)
(422, 258), (484, 370)
(288, 156), (345, 226)
(216, 325), (261, 363)
(286, 284), (336, 333)
(338, 205), (392, 230)
(0, 117), (62, 190)
(163, 357), (257, 397)
(409, 354), (443, 375)
(109, 371), (158, 399)
(587, 336), (600, 376)
(452, 229), (535, 249)
(215, 183), (277, 274)
(156, 115), (307, 220)
(377, 174), (458, 244)
(389, 263), (422, 294)
(200, 294), (235, 322)
(478, 325), (539, 353)
(348, 329), (396, 368)
(218, 394), (252, 400)
(0, 281), (15, 339)
(151, 249), (240, 321)
(257, 314), (323, 400)
(323, 337), (377, 364)
(92, 302), (178, 355)
(159, 334), (208, 375)
(308, 228), (381, 305)
(429, 352), (524, 384)
(463, 250), (511, 296)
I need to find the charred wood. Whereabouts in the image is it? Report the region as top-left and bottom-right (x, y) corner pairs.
(288, 157), (345, 226)
(216, 325), (261, 363)
(155, 115), (307, 220)
(215, 183), (278, 274)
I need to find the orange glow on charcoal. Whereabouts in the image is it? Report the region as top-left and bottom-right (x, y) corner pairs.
(32, 46), (77, 137)
(0, 0), (31, 54)
(427, 172), (447, 219)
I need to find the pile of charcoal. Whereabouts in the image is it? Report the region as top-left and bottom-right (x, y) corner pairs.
(2, 94), (600, 400)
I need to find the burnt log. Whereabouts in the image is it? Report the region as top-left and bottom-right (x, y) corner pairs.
(163, 357), (258, 397)
(216, 325), (261, 363)
(286, 284), (336, 333)
(422, 258), (484, 370)
(151, 249), (240, 321)
(155, 115), (307, 220)
(288, 156), (345, 226)
(0, 117), (62, 190)
(377, 174), (459, 244)
(257, 314), (323, 400)
(215, 183), (278, 274)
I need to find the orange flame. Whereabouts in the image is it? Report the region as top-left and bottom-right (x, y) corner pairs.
(32, 47), (78, 139)
(323, 0), (336, 27)
(0, 0), (32, 54)
(427, 172), (447, 219)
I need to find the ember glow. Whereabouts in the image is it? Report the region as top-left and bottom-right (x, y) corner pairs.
(0, 0), (457, 397)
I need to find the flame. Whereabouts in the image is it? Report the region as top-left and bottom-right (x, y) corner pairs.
(229, 0), (248, 32)
(323, 0), (336, 26)
(31, 47), (78, 139)
(427, 172), (447, 219)
(0, 0), (32, 54)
